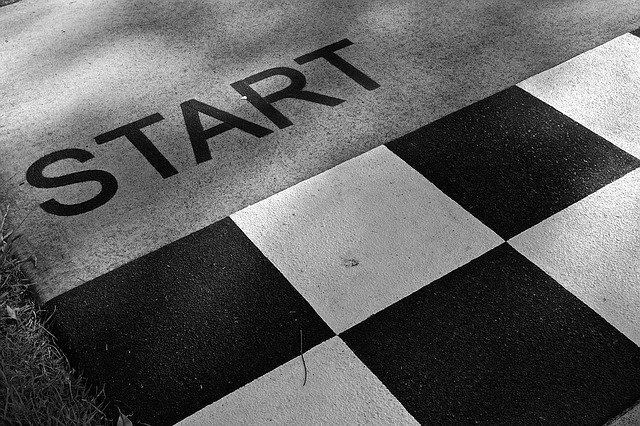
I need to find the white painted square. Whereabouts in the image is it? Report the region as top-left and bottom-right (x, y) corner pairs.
(232, 146), (502, 333)
(176, 337), (419, 426)
(510, 169), (640, 347)
(518, 33), (640, 159)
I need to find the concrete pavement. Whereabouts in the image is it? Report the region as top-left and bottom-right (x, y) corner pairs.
(2, 0), (640, 301)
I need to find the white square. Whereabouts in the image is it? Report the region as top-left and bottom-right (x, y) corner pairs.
(510, 169), (640, 347)
(232, 146), (502, 333)
(518, 33), (640, 159)
(176, 337), (419, 426)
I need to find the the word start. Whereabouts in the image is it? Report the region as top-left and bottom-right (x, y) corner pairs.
(26, 39), (380, 216)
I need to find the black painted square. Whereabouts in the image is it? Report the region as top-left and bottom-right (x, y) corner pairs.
(386, 86), (640, 239)
(632, 27), (640, 38)
(340, 244), (640, 426)
(44, 218), (334, 426)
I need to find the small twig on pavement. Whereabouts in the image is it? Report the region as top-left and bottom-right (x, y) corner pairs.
(300, 329), (307, 386)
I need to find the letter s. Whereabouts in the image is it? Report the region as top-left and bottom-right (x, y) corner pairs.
(26, 149), (118, 216)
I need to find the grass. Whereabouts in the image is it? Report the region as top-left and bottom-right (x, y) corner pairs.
(0, 208), (110, 426)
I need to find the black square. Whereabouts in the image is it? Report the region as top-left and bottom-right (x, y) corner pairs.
(341, 244), (640, 425)
(632, 27), (640, 38)
(386, 86), (640, 239)
(45, 218), (335, 426)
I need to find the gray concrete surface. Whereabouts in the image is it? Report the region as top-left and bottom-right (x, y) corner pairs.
(1, 0), (640, 301)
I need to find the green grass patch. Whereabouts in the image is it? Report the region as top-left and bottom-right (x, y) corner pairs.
(1, 208), (109, 425)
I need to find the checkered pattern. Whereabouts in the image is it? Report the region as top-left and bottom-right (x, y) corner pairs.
(45, 33), (640, 425)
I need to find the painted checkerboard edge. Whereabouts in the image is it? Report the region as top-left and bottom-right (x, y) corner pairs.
(173, 32), (640, 424)
(606, 397), (640, 426)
